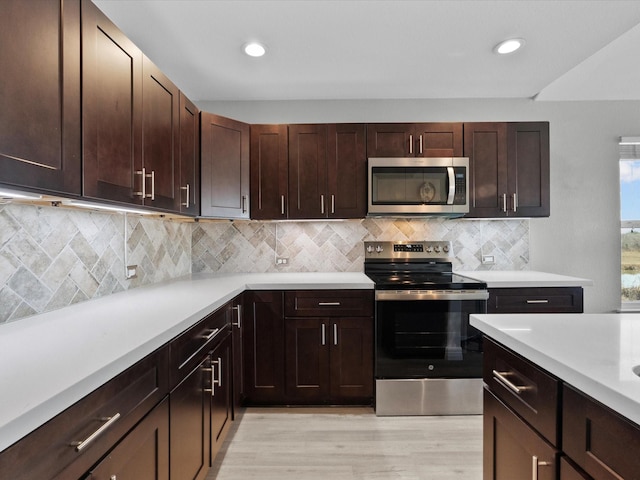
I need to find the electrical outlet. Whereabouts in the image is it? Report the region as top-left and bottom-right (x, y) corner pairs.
(276, 258), (289, 265)
(126, 265), (138, 279)
(481, 255), (495, 265)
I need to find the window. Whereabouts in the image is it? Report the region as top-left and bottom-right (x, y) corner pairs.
(620, 137), (640, 307)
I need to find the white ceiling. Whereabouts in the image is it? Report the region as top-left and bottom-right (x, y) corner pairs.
(93, 0), (640, 102)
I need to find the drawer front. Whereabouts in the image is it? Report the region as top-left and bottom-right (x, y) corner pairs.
(483, 337), (560, 445)
(169, 304), (230, 388)
(563, 384), (640, 480)
(284, 290), (374, 317)
(0, 346), (169, 480)
(488, 287), (583, 313)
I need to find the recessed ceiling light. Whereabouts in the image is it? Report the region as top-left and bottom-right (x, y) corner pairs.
(493, 38), (525, 55)
(244, 42), (266, 57)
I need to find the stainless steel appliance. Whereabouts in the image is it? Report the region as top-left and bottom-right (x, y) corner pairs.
(364, 241), (488, 416)
(367, 157), (469, 216)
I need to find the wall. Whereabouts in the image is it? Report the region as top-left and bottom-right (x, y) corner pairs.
(198, 98), (640, 313)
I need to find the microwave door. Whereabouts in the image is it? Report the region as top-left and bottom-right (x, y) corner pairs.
(446, 167), (455, 205)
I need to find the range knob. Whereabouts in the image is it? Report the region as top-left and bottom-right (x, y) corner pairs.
(366, 245), (374, 254)
(443, 244), (450, 253)
(375, 245), (384, 253)
(425, 246), (433, 253)
(434, 245), (441, 253)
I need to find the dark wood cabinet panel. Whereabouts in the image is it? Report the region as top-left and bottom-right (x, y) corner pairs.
(179, 92), (200, 216)
(243, 291), (286, 404)
(285, 290), (374, 317)
(0, 0), (81, 196)
(488, 287), (584, 314)
(464, 121), (549, 217)
(201, 113), (250, 218)
(367, 123), (463, 157)
(288, 124), (328, 219)
(231, 296), (244, 417)
(327, 124), (367, 218)
(89, 397), (169, 480)
(82, 0), (143, 205)
(210, 332), (233, 462)
(250, 124), (289, 219)
(563, 384), (640, 480)
(484, 388), (558, 480)
(560, 458), (592, 480)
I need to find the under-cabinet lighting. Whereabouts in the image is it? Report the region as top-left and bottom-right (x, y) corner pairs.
(244, 42), (266, 57)
(62, 200), (154, 215)
(0, 188), (43, 200)
(620, 137), (640, 145)
(493, 38), (525, 55)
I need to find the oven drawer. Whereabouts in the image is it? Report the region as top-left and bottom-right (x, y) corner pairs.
(488, 287), (583, 313)
(284, 290), (374, 317)
(483, 337), (560, 446)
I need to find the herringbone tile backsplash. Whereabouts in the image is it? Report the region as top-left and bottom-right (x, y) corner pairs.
(0, 202), (528, 323)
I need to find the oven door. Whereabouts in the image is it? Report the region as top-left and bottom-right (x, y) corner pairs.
(375, 292), (487, 380)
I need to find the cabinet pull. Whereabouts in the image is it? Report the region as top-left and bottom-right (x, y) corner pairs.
(146, 170), (155, 200)
(320, 194), (325, 215)
(210, 357), (222, 395)
(492, 369), (530, 395)
(409, 134), (413, 154)
(134, 168), (146, 198)
(242, 195), (248, 213)
(419, 134), (423, 154)
(71, 413), (121, 452)
(513, 193), (518, 213)
(532, 455), (551, 480)
(204, 328), (221, 341)
(331, 194), (335, 214)
(318, 302), (341, 306)
(281, 195), (286, 215)
(526, 299), (549, 304)
(321, 323), (326, 346)
(181, 184), (190, 207)
(232, 305), (242, 329)
(333, 323), (338, 346)
(502, 193), (507, 213)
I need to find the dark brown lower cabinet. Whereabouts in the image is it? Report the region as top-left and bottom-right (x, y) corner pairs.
(483, 388), (558, 480)
(560, 458), (592, 480)
(87, 397), (169, 480)
(488, 287), (584, 314)
(210, 333), (233, 461)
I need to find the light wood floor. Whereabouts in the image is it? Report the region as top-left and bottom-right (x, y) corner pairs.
(208, 407), (483, 479)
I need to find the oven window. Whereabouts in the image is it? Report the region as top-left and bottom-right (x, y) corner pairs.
(371, 167), (449, 205)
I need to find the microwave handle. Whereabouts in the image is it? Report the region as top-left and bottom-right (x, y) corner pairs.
(446, 167), (456, 204)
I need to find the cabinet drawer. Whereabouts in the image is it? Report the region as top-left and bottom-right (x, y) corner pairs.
(284, 290), (374, 317)
(563, 384), (640, 480)
(488, 287), (583, 313)
(483, 337), (560, 445)
(169, 304), (230, 388)
(0, 346), (169, 480)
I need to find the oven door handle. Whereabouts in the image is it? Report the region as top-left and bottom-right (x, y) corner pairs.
(375, 290), (489, 301)
(446, 167), (455, 205)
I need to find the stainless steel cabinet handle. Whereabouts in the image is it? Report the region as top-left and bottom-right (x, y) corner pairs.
(492, 369), (530, 395)
(409, 134), (413, 154)
(181, 184), (190, 208)
(232, 305), (242, 329)
(502, 193), (507, 213)
(71, 413), (121, 452)
(318, 302), (341, 306)
(331, 194), (335, 214)
(204, 328), (220, 341)
(532, 456), (551, 480)
(281, 195), (286, 215)
(526, 299), (549, 304)
(210, 357), (222, 395)
(321, 323), (326, 346)
(320, 194), (325, 215)
(333, 323), (338, 346)
(145, 170), (155, 200)
(134, 168), (146, 198)
(419, 134), (423, 154)
(513, 193), (518, 213)
(242, 195), (247, 213)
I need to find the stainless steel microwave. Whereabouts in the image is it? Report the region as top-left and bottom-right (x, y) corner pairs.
(368, 157), (469, 216)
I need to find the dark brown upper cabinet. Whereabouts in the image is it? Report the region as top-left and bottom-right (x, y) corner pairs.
(367, 123), (463, 157)
(250, 124), (289, 220)
(327, 124), (367, 218)
(0, 0), (81, 196)
(178, 93), (200, 216)
(83, 0), (181, 213)
(464, 122), (550, 218)
(200, 113), (250, 219)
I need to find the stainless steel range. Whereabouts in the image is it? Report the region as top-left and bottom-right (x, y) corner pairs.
(364, 241), (488, 416)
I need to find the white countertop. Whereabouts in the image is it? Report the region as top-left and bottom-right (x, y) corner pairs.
(470, 313), (640, 426)
(459, 270), (593, 288)
(0, 272), (373, 452)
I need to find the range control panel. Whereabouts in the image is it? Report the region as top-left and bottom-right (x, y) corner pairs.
(364, 241), (453, 260)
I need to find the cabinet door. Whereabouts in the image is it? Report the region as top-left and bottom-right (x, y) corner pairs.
(366, 123), (413, 157)
(329, 317), (373, 402)
(484, 389), (558, 480)
(250, 124), (288, 219)
(243, 291), (286, 404)
(179, 92), (200, 216)
(88, 398), (169, 480)
(507, 122), (550, 217)
(169, 359), (210, 480)
(201, 113), (250, 218)
(210, 333), (233, 462)
(285, 318), (330, 402)
(231, 296), (244, 417)
(464, 122), (509, 217)
(415, 123), (463, 157)
(288, 124), (328, 219)
(142, 56), (180, 212)
(327, 124), (367, 218)
(560, 458), (592, 480)
(82, 0), (143, 205)
(0, 0), (81, 196)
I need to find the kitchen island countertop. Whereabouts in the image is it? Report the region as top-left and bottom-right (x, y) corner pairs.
(0, 272), (373, 453)
(470, 313), (640, 427)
